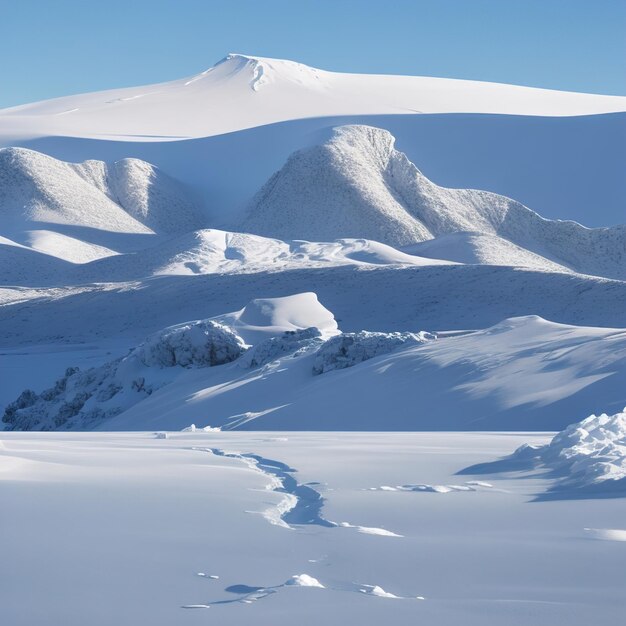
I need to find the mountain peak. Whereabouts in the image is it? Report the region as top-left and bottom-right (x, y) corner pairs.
(203, 53), (324, 92)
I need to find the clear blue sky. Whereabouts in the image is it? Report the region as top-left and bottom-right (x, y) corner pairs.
(0, 0), (624, 108)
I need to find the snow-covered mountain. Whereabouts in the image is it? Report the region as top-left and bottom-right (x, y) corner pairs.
(0, 147), (201, 264)
(241, 125), (626, 279)
(0, 54), (624, 433)
(2, 53), (625, 142)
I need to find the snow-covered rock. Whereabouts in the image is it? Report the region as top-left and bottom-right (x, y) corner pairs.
(507, 409), (626, 496)
(312, 330), (434, 375)
(239, 327), (323, 369)
(242, 125), (626, 279)
(2, 320), (246, 431)
(132, 320), (246, 368)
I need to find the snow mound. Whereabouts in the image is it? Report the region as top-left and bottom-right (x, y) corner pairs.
(284, 574), (325, 588)
(217, 292), (339, 344)
(239, 328), (323, 369)
(359, 585), (399, 599)
(2, 320), (246, 431)
(510, 409), (626, 497)
(242, 125), (626, 280)
(312, 330), (434, 375)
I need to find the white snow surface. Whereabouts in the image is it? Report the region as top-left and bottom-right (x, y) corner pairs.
(1, 431), (625, 626)
(0, 147), (201, 267)
(4, 300), (625, 432)
(242, 125), (626, 279)
(510, 408), (626, 496)
(2, 53), (624, 142)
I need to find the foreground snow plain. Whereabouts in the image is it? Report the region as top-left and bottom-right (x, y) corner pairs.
(2, 431), (625, 626)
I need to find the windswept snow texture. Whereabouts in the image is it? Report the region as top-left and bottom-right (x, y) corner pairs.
(239, 328), (324, 369)
(2, 320), (246, 431)
(465, 409), (626, 499)
(6, 302), (625, 432)
(312, 330), (434, 375)
(242, 125), (626, 279)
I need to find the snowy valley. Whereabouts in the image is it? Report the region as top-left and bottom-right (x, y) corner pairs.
(1, 51), (625, 626)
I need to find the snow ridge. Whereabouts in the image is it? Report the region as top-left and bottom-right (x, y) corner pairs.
(241, 125), (626, 280)
(0, 147), (201, 246)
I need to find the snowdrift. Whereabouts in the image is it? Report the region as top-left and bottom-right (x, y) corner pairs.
(463, 409), (626, 499)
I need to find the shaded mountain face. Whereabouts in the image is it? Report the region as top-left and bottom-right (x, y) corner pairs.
(241, 125), (626, 279)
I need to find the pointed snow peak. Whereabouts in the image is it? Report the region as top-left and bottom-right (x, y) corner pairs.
(199, 53), (326, 92)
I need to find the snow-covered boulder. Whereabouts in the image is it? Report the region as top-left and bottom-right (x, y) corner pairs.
(132, 320), (247, 368)
(2, 320), (247, 431)
(239, 327), (323, 369)
(312, 330), (434, 375)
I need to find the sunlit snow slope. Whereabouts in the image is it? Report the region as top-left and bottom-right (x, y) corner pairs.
(1, 53), (625, 142)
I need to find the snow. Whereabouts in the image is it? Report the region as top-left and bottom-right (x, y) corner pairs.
(0, 49), (623, 626)
(312, 330), (434, 375)
(403, 231), (571, 273)
(0, 147), (201, 267)
(2, 320), (247, 431)
(242, 125), (626, 279)
(502, 409), (626, 497)
(1, 431), (625, 625)
(285, 574), (325, 588)
(1, 54), (624, 144)
(214, 292), (339, 344)
(5, 303), (624, 432)
(239, 328), (323, 369)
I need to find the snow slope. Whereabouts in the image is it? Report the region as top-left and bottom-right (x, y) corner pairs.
(95, 314), (626, 433)
(4, 293), (625, 432)
(2, 53), (625, 143)
(241, 125), (626, 279)
(0, 147), (201, 263)
(402, 232), (571, 273)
